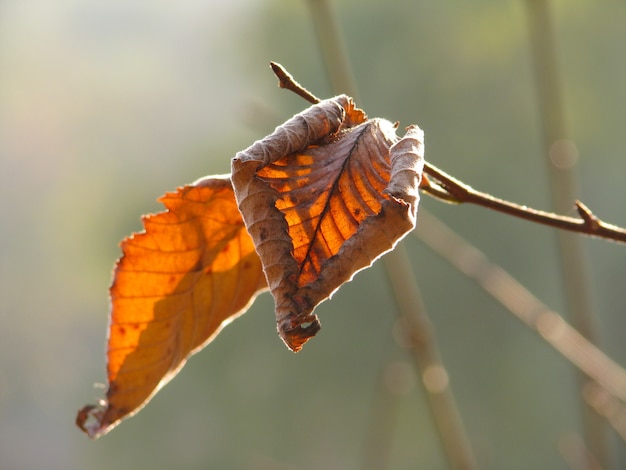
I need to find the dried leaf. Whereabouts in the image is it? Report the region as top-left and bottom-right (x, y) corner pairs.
(231, 95), (424, 351)
(76, 176), (267, 438)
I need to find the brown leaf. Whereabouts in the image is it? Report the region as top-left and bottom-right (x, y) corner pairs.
(231, 95), (424, 351)
(76, 176), (267, 438)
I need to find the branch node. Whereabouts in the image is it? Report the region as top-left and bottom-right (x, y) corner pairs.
(575, 200), (601, 230)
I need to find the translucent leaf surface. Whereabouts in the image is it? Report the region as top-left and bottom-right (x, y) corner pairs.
(232, 96), (424, 351)
(77, 176), (267, 438)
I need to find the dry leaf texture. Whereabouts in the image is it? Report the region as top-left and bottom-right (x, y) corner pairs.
(76, 176), (267, 438)
(232, 95), (424, 351)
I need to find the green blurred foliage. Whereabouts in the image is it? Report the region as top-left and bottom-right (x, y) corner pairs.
(0, 0), (624, 469)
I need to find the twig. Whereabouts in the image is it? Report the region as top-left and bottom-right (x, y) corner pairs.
(273, 54), (626, 400)
(270, 35), (626, 468)
(305, 0), (359, 99)
(422, 161), (626, 244)
(558, 434), (602, 470)
(270, 62), (626, 246)
(584, 381), (626, 443)
(413, 209), (626, 403)
(362, 359), (401, 470)
(270, 62), (320, 105)
(382, 247), (478, 470)
(301, 1), (478, 467)
(524, 0), (607, 465)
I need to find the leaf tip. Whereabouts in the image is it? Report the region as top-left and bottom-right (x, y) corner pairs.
(278, 315), (321, 352)
(76, 401), (110, 439)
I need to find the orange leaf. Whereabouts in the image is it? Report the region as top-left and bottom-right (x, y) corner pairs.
(231, 95), (424, 351)
(76, 176), (267, 438)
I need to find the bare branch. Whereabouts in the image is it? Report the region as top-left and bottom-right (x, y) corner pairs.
(584, 381), (626, 443)
(270, 61), (626, 245)
(382, 247), (478, 470)
(270, 62), (321, 104)
(422, 161), (626, 245)
(413, 209), (626, 403)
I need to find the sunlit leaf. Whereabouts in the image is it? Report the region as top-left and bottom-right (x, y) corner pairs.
(232, 95), (424, 351)
(77, 93), (424, 438)
(76, 176), (267, 438)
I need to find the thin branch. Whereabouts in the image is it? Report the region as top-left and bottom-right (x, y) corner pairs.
(382, 247), (478, 470)
(269, 48), (626, 464)
(413, 209), (626, 404)
(558, 434), (602, 470)
(270, 62), (626, 246)
(584, 381), (626, 443)
(524, 0), (607, 463)
(386, 202), (476, 459)
(270, 62), (320, 105)
(301, 1), (478, 467)
(422, 161), (626, 244)
(305, 0), (360, 99)
(362, 355), (403, 470)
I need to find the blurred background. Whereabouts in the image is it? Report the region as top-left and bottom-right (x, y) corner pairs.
(1, 0), (625, 468)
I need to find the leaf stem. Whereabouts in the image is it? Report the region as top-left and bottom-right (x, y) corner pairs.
(422, 161), (626, 245)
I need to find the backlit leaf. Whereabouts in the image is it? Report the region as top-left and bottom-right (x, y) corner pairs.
(231, 95), (424, 351)
(76, 176), (267, 438)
